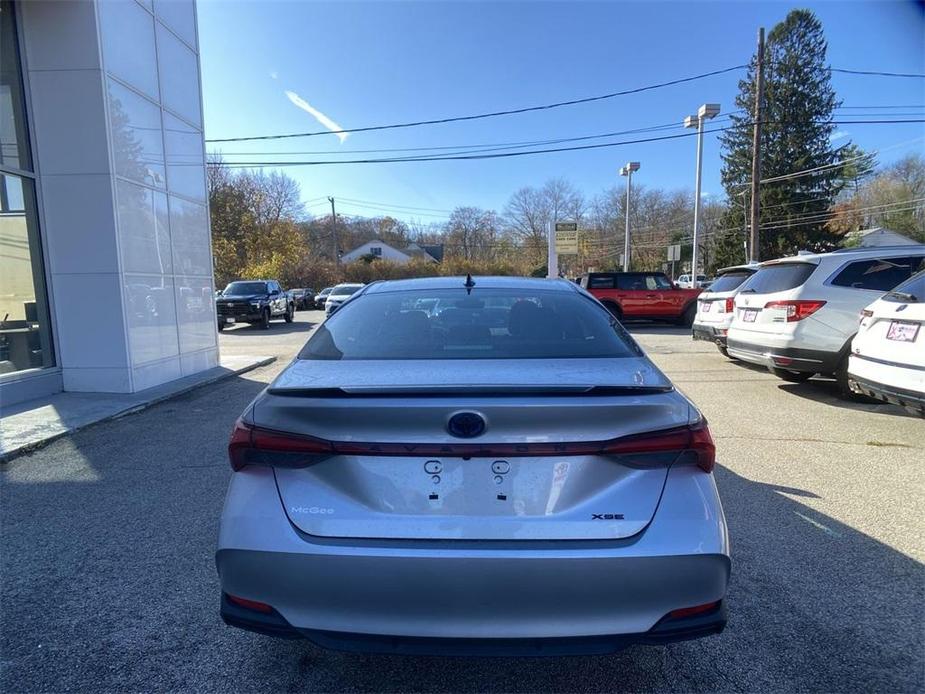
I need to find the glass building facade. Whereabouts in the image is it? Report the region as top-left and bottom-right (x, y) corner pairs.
(0, 0), (216, 407)
(0, 0), (54, 379)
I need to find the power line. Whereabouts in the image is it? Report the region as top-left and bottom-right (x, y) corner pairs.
(336, 197), (454, 213)
(204, 65), (747, 143)
(211, 120), (925, 168)
(207, 108), (907, 159)
(209, 121), (691, 157)
(830, 68), (925, 78)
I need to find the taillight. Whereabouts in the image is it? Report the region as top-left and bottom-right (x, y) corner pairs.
(859, 308), (873, 324)
(602, 421), (715, 472)
(724, 297), (734, 313)
(764, 299), (826, 322)
(228, 421), (716, 473)
(228, 419), (334, 471)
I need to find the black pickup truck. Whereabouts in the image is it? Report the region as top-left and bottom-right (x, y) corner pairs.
(216, 280), (294, 330)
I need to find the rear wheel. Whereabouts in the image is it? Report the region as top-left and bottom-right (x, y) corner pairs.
(602, 302), (622, 322)
(768, 366), (814, 382)
(284, 304), (294, 323)
(677, 304), (696, 327)
(717, 344), (730, 358)
(835, 354), (878, 403)
(260, 308), (271, 330)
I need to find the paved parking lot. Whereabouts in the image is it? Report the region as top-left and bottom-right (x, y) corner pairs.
(2, 312), (922, 693)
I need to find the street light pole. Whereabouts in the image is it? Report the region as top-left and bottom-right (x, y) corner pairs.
(619, 162), (640, 272)
(684, 104), (719, 286)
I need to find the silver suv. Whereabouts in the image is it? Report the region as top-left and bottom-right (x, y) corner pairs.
(726, 245), (925, 398)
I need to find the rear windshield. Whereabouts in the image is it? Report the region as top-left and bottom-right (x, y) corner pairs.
(742, 263), (816, 294)
(299, 288), (641, 360)
(224, 281), (267, 296)
(708, 271), (754, 293)
(330, 285), (362, 297)
(883, 269), (925, 303)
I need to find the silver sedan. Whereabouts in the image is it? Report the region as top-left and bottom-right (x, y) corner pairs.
(216, 276), (730, 655)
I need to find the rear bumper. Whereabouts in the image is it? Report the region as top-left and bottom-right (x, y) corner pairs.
(216, 466), (730, 647)
(726, 339), (839, 373)
(848, 357), (925, 415)
(692, 323), (727, 345)
(220, 592), (727, 655)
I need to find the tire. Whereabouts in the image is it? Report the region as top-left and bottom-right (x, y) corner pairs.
(835, 353), (878, 403)
(717, 344), (730, 358)
(260, 308), (271, 330)
(217, 322), (225, 332)
(677, 304), (696, 327)
(284, 303), (294, 323)
(768, 366), (814, 382)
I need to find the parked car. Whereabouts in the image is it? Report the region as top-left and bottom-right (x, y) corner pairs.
(580, 271), (702, 325)
(848, 269), (925, 416)
(313, 287), (334, 309)
(216, 276), (729, 653)
(677, 274), (710, 289)
(289, 288), (315, 310)
(726, 246), (925, 398)
(324, 283), (364, 316)
(216, 279), (294, 330)
(692, 263), (760, 356)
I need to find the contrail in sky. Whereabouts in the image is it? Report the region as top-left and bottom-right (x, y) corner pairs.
(285, 90), (348, 143)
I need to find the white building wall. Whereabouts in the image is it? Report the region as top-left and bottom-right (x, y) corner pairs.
(17, 0), (217, 396)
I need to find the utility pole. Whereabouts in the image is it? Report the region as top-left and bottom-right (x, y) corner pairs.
(619, 162), (640, 272)
(749, 27), (765, 263)
(328, 196), (338, 272)
(684, 105), (719, 284)
(546, 220), (558, 279)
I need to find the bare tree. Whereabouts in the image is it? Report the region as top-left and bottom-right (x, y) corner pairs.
(444, 207), (500, 261)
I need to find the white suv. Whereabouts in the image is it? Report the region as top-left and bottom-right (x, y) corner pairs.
(848, 270), (925, 415)
(725, 246), (925, 399)
(692, 263), (760, 357)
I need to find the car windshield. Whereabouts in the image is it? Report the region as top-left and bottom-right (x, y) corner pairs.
(299, 288), (641, 361)
(708, 271), (754, 293)
(224, 281), (268, 296)
(330, 285), (362, 297)
(742, 263), (816, 294)
(884, 270), (925, 303)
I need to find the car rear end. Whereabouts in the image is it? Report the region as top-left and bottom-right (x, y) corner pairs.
(216, 278), (730, 655)
(725, 257), (843, 374)
(849, 271), (925, 415)
(692, 265), (758, 351)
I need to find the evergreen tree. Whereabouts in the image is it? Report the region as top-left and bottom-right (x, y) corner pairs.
(717, 9), (846, 266)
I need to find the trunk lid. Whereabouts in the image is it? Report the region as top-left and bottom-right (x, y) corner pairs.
(257, 358), (691, 541)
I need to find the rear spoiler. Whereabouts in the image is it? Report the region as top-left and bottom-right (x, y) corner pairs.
(266, 384), (674, 398)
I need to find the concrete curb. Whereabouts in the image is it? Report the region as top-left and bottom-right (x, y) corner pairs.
(0, 356), (276, 463)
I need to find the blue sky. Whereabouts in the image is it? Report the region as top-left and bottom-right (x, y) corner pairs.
(198, 1), (925, 224)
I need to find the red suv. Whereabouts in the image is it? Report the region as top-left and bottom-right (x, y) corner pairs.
(580, 272), (702, 326)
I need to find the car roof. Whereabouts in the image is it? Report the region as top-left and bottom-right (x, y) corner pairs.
(716, 262), (760, 275)
(762, 245), (925, 266)
(363, 276), (579, 294)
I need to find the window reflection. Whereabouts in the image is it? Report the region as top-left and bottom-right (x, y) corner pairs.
(0, 173), (54, 374)
(0, 0), (32, 171)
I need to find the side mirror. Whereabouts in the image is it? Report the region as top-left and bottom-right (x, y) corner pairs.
(270, 289), (280, 296)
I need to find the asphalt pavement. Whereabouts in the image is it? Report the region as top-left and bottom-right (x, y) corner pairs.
(2, 311), (923, 693)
